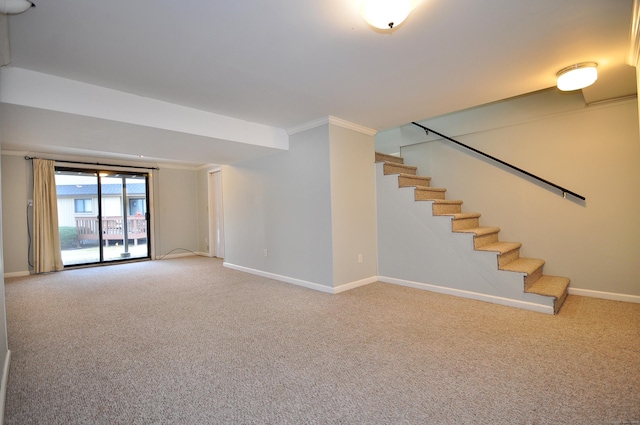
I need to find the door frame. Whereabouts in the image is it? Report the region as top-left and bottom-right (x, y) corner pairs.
(208, 169), (225, 259)
(55, 165), (152, 266)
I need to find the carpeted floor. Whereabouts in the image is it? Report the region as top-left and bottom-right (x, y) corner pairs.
(3, 256), (639, 424)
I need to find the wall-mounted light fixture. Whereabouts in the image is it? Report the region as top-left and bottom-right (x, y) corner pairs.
(556, 62), (598, 91)
(0, 0), (34, 14)
(360, 0), (417, 30)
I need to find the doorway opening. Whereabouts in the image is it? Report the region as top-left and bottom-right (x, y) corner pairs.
(208, 170), (225, 258)
(55, 167), (151, 267)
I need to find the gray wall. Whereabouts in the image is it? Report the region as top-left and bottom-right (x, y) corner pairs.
(0, 83), (10, 409)
(153, 166), (199, 258)
(0, 154), (29, 274)
(378, 90), (640, 298)
(223, 124), (335, 287)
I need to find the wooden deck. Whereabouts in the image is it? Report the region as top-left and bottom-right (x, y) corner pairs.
(75, 216), (147, 246)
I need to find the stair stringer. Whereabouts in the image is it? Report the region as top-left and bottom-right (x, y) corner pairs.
(375, 163), (555, 314)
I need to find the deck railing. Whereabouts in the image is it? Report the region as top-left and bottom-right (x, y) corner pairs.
(75, 216), (147, 245)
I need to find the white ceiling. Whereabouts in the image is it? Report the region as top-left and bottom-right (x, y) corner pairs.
(0, 0), (636, 167)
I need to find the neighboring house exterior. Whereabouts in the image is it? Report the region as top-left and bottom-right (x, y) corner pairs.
(55, 183), (147, 227)
(55, 183), (148, 247)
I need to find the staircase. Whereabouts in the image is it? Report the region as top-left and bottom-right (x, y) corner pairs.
(375, 152), (569, 314)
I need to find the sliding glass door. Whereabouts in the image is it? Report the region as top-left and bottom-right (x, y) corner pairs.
(55, 168), (150, 267)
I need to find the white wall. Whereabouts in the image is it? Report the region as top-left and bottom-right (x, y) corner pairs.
(383, 90), (640, 298)
(222, 124), (335, 288)
(328, 124), (377, 286)
(101, 197), (122, 217)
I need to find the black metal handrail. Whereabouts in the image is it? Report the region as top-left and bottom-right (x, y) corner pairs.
(411, 122), (585, 201)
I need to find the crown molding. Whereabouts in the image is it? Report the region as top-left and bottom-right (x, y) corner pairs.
(328, 116), (377, 136)
(287, 117), (329, 135)
(197, 164), (222, 172)
(287, 115), (377, 136)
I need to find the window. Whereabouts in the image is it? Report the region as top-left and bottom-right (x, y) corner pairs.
(74, 198), (93, 213)
(129, 198), (146, 216)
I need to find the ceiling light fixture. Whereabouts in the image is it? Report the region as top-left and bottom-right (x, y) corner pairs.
(556, 62), (598, 91)
(0, 0), (34, 14)
(360, 0), (417, 30)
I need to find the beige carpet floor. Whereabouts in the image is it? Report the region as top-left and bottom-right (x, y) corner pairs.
(3, 256), (639, 424)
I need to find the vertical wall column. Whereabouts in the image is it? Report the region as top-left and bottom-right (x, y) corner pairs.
(222, 117), (378, 292)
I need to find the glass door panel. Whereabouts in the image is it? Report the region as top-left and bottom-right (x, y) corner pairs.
(125, 177), (149, 258)
(55, 170), (101, 266)
(100, 174), (149, 262)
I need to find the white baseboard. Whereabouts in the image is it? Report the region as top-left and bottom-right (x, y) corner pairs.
(4, 271), (30, 279)
(223, 262), (376, 295)
(156, 252), (197, 260)
(568, 287), (640, 304)
(379, 276), (555, 315)
(334, 276), (378, 294)
(0, 350), (11, 425)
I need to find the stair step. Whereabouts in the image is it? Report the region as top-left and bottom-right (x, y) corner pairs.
(376, 153), (571, 315)
(476, 241), (522, 267)
(415, 186), (447, 200)
(445, 212), (482, 220)
(501, 257), (545, 288)
(384, 162), (417, 176)
(375, 152), (404, 164)
(431, 199), (463, 215)
(449, 212), (482, 231)
(526, 275), (570, 314)
(398, 174), (431, 188)
(455, 226), (501, 248)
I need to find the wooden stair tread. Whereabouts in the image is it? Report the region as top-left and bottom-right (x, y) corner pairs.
(398, 173), (430, 180)
(415, 185), (446, 192)
(476, 241), (522, 254)
(432, 199), (463, 205)
(526, 275), (570, 300)
(375, 152), (403, 164)
(444, 212), (481, 220)
(455, 226), (500, 236)
(501, 257), (545, 274)
(384, 163), (416, 172)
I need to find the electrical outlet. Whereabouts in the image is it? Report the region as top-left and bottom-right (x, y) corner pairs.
(264, 249), (268, 257)
(358, 254), (363, 264)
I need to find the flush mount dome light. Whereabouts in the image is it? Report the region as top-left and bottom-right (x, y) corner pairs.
(0, 0), (34, 14)
(556, 62), (598, 91)
(360, 0), (416, 30)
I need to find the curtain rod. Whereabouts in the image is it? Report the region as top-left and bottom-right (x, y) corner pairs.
(24, 156), (159, 171)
